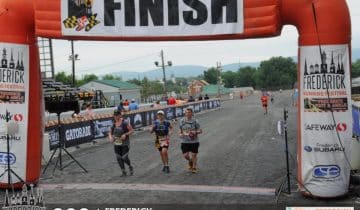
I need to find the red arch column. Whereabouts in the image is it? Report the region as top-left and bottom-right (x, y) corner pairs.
(282, 0), (352, 197)
(0, 0), (42, 188)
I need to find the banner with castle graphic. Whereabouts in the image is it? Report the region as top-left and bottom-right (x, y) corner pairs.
(0, 43), (29, 183)
(299, 44), (352, 197)
(61, 0), (244, 37)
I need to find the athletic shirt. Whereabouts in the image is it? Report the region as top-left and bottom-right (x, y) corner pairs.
(261, 95), (268, 105)
(111, 120), (130, 146)
(152, 120), (171, 137)
(179, 118), (200, 144)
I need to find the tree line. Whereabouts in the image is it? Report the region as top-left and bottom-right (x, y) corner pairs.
(204, 56), (297, 90)
(54, 57), (360, 96)
(204, 57), (360, 90)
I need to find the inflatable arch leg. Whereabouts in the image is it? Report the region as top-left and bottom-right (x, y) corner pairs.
(282, 0), (352, 198)
(0, 0), (42, 188)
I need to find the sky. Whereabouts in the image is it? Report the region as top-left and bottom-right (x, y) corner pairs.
(51, 0), (360, 78)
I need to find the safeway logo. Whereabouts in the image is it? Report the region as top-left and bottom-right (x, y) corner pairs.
(336, 123), (347, 132)
(0, 113), (23, 122)
(305, 123), (347, 132)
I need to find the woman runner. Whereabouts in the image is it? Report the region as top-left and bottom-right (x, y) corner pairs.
(151, 110), (173, 173)
(108, 110), (134, 177)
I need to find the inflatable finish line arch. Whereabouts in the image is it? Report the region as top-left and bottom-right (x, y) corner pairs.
(0, 0), (352, 197)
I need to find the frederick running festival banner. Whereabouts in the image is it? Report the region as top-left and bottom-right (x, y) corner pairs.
(300, 44), (352, 197)
(61, 0), (244, 37)
(0, 43), (29, 183)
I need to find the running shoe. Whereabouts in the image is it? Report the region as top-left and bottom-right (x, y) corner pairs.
(188, 160), (193, 170)
(165, 166), (170, 174)
(129, 166), (134, 175)
(121, 170), (127, 177)
(162, 166), (166, 172)
(191, 168), (198, 174)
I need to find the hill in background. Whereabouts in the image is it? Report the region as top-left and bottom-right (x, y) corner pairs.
(110, 48), (360, 81)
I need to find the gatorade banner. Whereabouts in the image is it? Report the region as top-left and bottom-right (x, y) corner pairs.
(61, 0), (244, 37)
(133, 113), (143, 129)
(299, 44), (352, 197)
(93, 117), (113, 139)
(47, 127), (60, 151)
(61, 121), (94, 148)
(0, 43), (29, 183)
(165, 107), (175, 120)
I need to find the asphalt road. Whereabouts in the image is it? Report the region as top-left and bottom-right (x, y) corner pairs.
(2, 90), (360, 209)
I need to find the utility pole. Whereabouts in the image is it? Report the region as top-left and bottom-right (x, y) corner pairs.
(69, 40), (79, 87)
(216, 62), (222, 97)
(155, 49), (172, 94)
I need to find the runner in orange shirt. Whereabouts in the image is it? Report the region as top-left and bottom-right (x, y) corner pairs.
(260, 94), (268, 115)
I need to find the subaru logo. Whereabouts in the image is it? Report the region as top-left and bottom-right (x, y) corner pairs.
(313, 165), (340, 179)
(0, 152), (16, 165)
(304, 145), (312, 152)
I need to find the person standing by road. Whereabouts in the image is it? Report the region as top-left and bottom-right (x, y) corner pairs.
(151, 110), (173, 173)
(84, 103), (95, 118)
(179, 107), (202, 173)
(128, 99), (139, 111)
(108, 110), (134, 177)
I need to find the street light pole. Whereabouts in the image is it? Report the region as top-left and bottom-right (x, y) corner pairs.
(216, 62), (222, 97)
(161, 50), (166, 93)
(155, 49), (172, 94)
(69, 40), (79, 87)
(71, 40), (75, 87)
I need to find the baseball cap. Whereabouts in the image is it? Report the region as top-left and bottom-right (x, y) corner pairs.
(186, 106), (193, 112)
(131, 98), (135, 102)
(157, 110), (165, 115)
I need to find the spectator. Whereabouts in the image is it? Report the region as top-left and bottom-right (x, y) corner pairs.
(168, 96), (176, 105)
(84, 103), (95, 118)
(204, 94), (209, 100)
(188, 96), (195, 102)
(84, 103), (97, 144)
(71, 111), (82, 119)
(198, 94), (203, 101)
(292, 89), (299, 107)
(153, 100), (161, 108)
(117, 101), (126, 113)
(123, 99), (129, 106)
(128, 99), (139, 111)
(229, 93), (234, 100)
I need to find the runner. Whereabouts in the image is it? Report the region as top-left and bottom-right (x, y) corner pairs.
(108, 110), (134, 177)
(179, 107), (202, 173)
(151, 110), (173, 173)
(260, 93), (268, 115)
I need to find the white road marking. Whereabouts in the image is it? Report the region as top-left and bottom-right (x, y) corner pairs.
(41, 183), (275, 196)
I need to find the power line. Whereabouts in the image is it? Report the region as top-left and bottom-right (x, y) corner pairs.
(76, 52), (158, 73)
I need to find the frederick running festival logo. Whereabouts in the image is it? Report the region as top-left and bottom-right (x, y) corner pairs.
(63, 0), (101, 32)
(0, 47), (25, 104)
(2, 184), (45, 210)
(303, 50), (348, 112)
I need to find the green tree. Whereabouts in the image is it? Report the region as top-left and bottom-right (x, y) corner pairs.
(127, 78), (142, 86)
(76, 74), (98, 87)
(55, 71), (72, 85)
(102, 74), (122, 80)
(352, 59), (360, 78)
(204, 67), (219, 84)
(256, 57), (296, 89)
(221, 71), (237, 88)
(237, 66), (257, 87)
